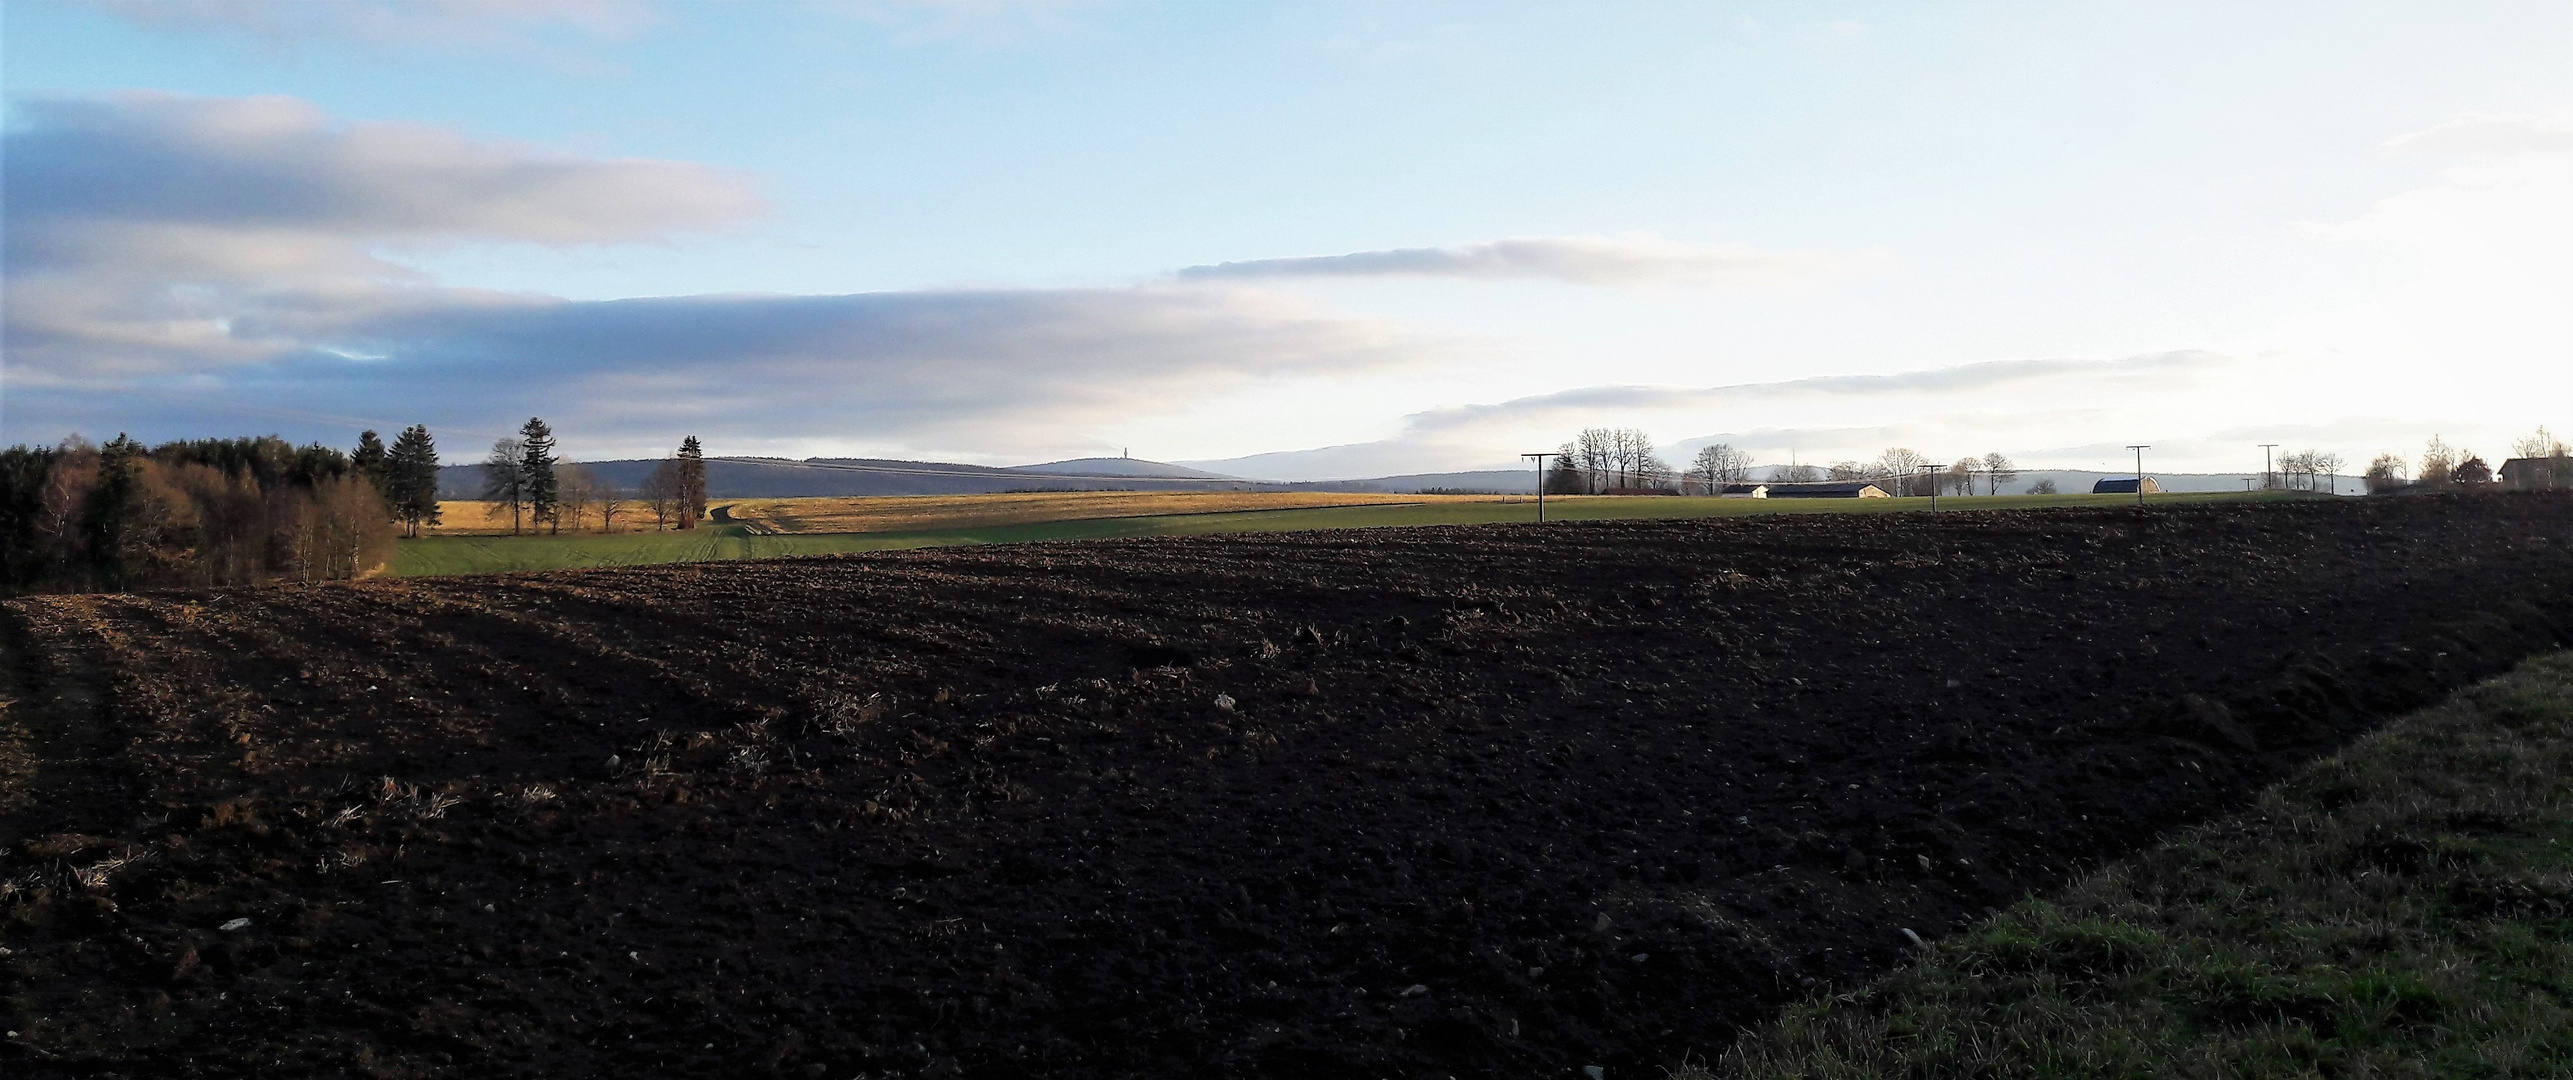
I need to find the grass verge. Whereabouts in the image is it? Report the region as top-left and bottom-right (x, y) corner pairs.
(1692, 649), (2573, 1079)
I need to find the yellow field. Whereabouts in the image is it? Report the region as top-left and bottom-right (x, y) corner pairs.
(427, 500), (662, 536)
(718, 490), (1523, 535)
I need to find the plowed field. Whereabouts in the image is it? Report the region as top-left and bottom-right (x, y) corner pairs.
(4, 496), (2570, 1078)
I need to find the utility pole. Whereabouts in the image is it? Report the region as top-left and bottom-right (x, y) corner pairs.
(2127, 445), (2151, 507)
(2259, 443), (2278, 491)
(1523, 452), (1558, 522)
(1919, 463), (1940, 511)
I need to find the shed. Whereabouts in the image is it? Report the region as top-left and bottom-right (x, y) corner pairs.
(2092, 477), (2162, 494)
(1717, 483), (1769, 498)
(2499, 457), (2570, 491)
(1764, 482), (1888, 499)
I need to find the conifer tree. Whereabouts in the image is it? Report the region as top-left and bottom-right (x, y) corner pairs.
(519, 418), (560, 534)
(81, 434), (149, 589)
(352, 430), (388, 497)
(387, 425), (443, 536)
(675, 435), (707, 530)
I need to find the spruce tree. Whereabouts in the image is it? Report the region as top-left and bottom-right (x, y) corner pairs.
(352, 430), (388, 496)
(81, 434), (149, 589)
(387, 425), (443, 536)
(675, 435), (707, 530)
(519, 418), (559, 535)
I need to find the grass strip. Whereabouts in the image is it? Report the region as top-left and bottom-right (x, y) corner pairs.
(1694, 649), (2573, 1079)
(395, 491), (2279, 577)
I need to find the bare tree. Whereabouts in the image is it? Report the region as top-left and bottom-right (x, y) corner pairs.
(594, 482), (629, 533)
(1688, 444), (1751, 493)
(640, 459), (682, 530)
(1981, 452), (2017, 495)
(556, 463), (601, 532)
(2027, 478), (2059, 495)
(1946, 458), (1976, 496)
(479, 436), (527, 534)
(1827, 460), (1865, 481)
(1630, 437), (1669, 491)
(2312, 451), (2344, 495)
(1873, 448), (1931, 495)
(2511, 425), (2569, 459)
(1770, 462), (1820, 483)
(1574, 428), (1614, 493)
(2281, 449), (2329, 492)
(2364, 452), (2407, 493)
(2419, 436), (2457, 487)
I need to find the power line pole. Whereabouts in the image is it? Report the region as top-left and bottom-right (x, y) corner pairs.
(1919, 463), (1940, 511)
(2127, 444), (2151, 507)
(1523, 452), (1558, 522)
(2259, 443), (2279, 492)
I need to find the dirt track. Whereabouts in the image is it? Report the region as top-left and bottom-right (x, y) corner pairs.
(4, 496), (2571, 1078)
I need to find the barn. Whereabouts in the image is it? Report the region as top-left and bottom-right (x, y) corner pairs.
(1764, 482), (1889, 499)
(1717, 483), (1770, 498)
(2499, 457), (2570, 491)
(2093, 477), (2162, 494)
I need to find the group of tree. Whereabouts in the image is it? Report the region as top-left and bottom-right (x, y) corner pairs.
(2365, 427), (2566, 494)
(479, 423), (706, 534)
(1938, 453), (2020, 495)
(1799, 447), (2020, 497)
(1545, 428), (1673, 493)
(0, 432), (417, 593)
(1541, 432), (2039, 497)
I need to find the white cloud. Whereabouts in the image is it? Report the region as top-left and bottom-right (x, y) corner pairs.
(2379, 112), (2573, 157)
(2, 93), (1447, 458)
(1174, 234), (1872, 288)
(4, 92), (765, 378)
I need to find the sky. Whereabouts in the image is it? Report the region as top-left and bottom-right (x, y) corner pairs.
(4, 0), (2568, 479)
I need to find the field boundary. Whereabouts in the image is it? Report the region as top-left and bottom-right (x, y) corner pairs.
(1696, 648), (2573, 1077)
(732, 498), (1443, 536)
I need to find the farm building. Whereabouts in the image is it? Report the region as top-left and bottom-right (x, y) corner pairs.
(2499, 457), (2571, 491)
(1763, 482), (1888, 499)
(1717, 483), (1769, 498)
(2092, 477), (2161, 494)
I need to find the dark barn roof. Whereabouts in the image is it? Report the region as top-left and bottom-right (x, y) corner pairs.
(2092, 477), (2160, 494)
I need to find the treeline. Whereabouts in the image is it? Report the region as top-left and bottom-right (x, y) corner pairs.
(476, 420), (707, 534)
(2363, 427), (2568, 493)
(1541, 429), (2029, 496)
(0, 427), (443, 594)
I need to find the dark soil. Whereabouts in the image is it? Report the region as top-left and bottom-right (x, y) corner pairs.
(4, 496), (2570, 1079)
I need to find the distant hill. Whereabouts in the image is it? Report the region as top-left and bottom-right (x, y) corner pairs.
(436, 456), (1266, 500)
(1011, 457), (1241, 480)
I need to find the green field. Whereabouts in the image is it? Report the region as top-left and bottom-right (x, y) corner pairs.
(390, 490), (2275, 577)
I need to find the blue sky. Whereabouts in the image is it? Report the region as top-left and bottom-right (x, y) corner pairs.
(6, 1), (2568, 477)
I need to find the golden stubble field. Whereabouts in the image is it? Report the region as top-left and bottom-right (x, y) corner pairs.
(426, 501), (664, 536)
